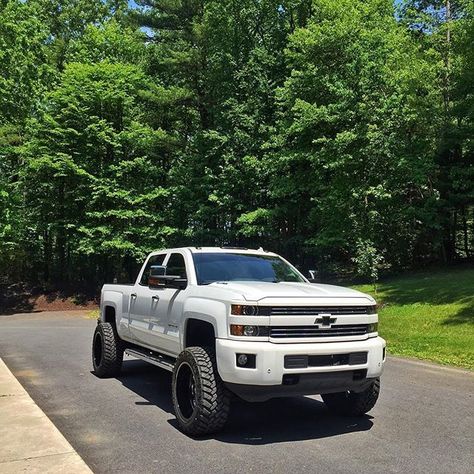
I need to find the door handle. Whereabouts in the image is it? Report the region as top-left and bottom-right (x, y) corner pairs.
(131, 293), (137, 299)
(152, 295), (159, 301)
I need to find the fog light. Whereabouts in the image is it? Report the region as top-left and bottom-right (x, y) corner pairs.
(243, 325), (258, 336)
(236, 353), (256, 368)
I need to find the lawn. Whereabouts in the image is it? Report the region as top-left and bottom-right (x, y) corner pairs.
(352, 267), (474, 370)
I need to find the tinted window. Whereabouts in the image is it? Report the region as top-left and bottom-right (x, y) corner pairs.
(166, 253), (187, 278)
(192, 253), (305, 285)
(139, 254), (166, 285)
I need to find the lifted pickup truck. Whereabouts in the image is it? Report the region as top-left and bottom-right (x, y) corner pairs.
(92, 247), (385, 435)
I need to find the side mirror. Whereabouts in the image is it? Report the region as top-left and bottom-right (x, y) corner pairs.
(148, 274), (187, 290)
(150, 265), (166, 277)
(308, 269), (319, 283)
(148, 265), (167, 288)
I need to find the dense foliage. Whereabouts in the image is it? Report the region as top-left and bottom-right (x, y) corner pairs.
(0, 0), (473, 290)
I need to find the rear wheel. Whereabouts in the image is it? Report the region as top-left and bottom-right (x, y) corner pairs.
(321, 378), (380, 416)
(172, 346), (230, 436)
(92, 322), (124, 377)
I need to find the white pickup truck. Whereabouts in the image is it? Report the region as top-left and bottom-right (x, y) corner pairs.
(92, 247), (386, 435)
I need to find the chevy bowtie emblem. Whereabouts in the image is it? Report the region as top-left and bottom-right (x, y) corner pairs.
(315, 314), (337, 326)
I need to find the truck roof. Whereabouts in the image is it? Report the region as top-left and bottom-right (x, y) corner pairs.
(151, 247), (278, 256)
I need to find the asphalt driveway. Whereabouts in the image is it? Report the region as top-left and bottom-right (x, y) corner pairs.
(0, 311), (472, 473)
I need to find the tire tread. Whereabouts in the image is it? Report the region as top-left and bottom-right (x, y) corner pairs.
(322, 378), (380, 416)
(172, 346), (230, 436)
(92, 322), (124, 378)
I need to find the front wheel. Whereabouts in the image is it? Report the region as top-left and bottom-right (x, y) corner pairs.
(172, 346), (230, 436)
(321, 378), (380, 416)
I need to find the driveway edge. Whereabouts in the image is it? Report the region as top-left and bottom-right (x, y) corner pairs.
(0, 358), (93, 473)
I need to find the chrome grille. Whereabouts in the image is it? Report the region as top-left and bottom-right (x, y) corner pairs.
(269, 306), (374, 316)
(270, 324), (369, 339)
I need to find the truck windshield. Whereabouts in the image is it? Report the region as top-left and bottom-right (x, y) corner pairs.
(192, 253), (305, 285)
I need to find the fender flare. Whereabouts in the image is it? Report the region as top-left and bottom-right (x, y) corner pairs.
(100, 291), (124, 323)
(181, 297), (227, 348)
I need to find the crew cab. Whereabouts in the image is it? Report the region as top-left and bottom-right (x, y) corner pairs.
(92, 247), (386, 435)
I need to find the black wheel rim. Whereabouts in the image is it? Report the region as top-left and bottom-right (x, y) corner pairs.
(175, 362), (197, 420)
(93, 332), (103, 368)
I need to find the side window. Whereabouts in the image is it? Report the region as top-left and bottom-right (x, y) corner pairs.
(166, 253), (187, 279)
(139, 254), (166, 286)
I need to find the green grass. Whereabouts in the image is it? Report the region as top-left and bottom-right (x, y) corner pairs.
(87, 309), (100, 319)
(352, 267), (474, 370)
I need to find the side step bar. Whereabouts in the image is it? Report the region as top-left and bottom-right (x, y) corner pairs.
(125, 348), (176, 372)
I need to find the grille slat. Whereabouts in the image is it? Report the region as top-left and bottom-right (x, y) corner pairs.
(270, 306), (373, 316)
(271, 325), (365, 332)
(270, 324), (369, 339)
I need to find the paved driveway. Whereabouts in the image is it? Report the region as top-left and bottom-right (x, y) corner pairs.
(0, 311), (472, 473)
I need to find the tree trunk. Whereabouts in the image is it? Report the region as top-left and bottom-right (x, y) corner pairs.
(461, 206), (470, 257)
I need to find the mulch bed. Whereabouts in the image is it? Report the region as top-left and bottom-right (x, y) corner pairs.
(0, 284), (99, 314)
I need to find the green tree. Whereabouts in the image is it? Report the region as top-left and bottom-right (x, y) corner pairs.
(22, 62), (181, 285)
(0, 0), (51, 124)
(401, 0), (474, 261)
(0, 0), (52, 285)
(1, 0), (473, 292)
(261, 0), (440, 270)
(134, 0), (313, 246)
(33, 0), (125, 69)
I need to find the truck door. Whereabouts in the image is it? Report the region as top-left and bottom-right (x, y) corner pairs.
(129, 253), (167, 344)
(147, 252), (189, 356)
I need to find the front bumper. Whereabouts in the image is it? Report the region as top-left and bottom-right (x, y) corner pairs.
(216, 336), (386, 401)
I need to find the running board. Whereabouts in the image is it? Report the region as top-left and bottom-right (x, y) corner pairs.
(125, 348), (175, 372)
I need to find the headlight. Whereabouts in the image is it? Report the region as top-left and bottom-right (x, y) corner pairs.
(231, 305), (271, 316)
(231, 304), (258, 315)
(367, 305), (378, 314)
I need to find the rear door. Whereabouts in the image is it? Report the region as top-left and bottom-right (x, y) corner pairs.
(129, 253), (167, 344)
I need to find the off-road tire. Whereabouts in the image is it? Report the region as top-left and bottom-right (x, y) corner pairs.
(321, 378), (380, 416)
(92, 322), (124, 378)
(172, 346), (230, 436)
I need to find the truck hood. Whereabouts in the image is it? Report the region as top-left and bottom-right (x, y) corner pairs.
(208, 281), (374, 303)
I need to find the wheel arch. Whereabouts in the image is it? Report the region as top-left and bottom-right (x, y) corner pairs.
(103, 305), (117, 329)
(183, 317), (217, 350)
(100, 290), (123, 327)
(181, 298), (228, 349)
